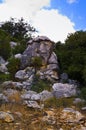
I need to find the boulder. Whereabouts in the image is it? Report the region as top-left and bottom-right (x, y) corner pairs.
(52, 83), (77, 98)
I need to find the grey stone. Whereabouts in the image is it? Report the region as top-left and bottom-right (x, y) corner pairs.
(52, 83), (77, 98)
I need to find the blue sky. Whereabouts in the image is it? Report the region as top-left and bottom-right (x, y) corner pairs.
(50, 0), (86, 30)
(0, 0), (85, 42)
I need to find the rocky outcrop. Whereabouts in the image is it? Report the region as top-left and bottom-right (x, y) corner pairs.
(13, 36), (59, 90)
(18, 36), (59, 85)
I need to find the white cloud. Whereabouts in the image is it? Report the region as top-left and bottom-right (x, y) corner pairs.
(0, 0), (75, 42)
(67, 0), (77, 4)
(33, 9), (75, 42)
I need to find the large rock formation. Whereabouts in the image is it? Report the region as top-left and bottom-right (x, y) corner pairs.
(15, 36), (59, 87)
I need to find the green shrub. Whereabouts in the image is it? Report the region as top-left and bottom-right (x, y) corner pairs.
(80, 87), (86, 100)
(7, 57), (20, 80)
(31, 76), (51, 93)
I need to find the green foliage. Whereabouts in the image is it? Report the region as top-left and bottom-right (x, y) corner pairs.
(7, 57), (20, 80)
(0, 18), (36, 56)
(12, 42), (27, 55)
(0, 29), (11, 60)
(55, 30), (86, 85)
(31, 75), (51, 93)
(31, 56), (42, 74)
(0, 73), (10, 83)
(80, 87), (86, 100)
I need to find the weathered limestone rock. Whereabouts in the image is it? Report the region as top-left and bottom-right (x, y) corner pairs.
(52, 83), (77, 98)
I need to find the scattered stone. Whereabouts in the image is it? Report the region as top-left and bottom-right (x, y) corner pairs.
(0, 111), (14, 123)
(25, 100), (41, 109)
(60, 108), (84, 123)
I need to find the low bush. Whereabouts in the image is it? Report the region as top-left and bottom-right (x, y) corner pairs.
(44, 97), (75, 108)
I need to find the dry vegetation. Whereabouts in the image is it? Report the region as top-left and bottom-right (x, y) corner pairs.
(0, 96), (86, 130)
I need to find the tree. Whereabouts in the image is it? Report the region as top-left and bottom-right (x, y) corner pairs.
(0, 29), (11, 60)
(0, 18), (35, 42)
(7, 57), (20, 80)
(0, 18), (36, 55)
(55, 30), (86, 85)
